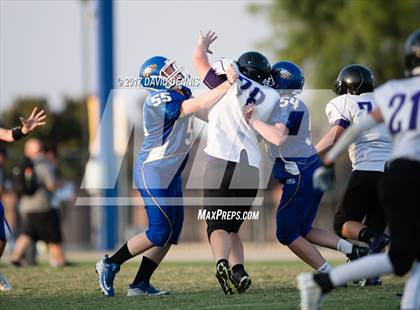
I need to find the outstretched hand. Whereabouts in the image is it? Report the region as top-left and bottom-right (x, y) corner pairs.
(20, 107), (47, 135)
(197, 30), (217, 54)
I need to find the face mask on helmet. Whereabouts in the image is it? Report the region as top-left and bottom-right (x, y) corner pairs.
(237, 65), (270, 85)
(160, 59), (187, 89)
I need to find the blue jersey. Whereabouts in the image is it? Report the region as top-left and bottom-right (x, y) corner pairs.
(267, 94), (318, 180)
(137, 86), (194, 168)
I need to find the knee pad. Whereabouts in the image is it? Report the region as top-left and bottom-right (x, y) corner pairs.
(390, 251), (415, 276)
(146, 225), (172, 247)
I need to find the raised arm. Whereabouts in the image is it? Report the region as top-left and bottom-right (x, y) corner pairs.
(192, 31), (217, 80)
(243, 104), (290, 146)
(181, 81), (231, 117)
(0, 127), (14, 142)
(0, 107), (47, 143)
(181, 64), (236, 117)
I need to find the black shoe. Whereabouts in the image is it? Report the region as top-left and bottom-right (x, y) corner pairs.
(360, 277), (382, 286)
(215, 261), (236, 295)
(232, 270), (252, 294)
(346, 244), (370, 261)
(368, 233), (391, 253)
(11, 260), (22, 267)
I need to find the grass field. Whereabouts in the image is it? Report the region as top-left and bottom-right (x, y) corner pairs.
(0, 261), (404, 309)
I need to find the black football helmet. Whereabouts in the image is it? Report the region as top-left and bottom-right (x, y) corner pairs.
(404, 29), (420, 77)
(236, 51), (271, 85)
(334, 64), (375, 95)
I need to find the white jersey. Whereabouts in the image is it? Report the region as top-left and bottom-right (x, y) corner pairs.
(204, 58), (280, 168)
(374, 76), (420, 162)
(326, 92), (392, 171)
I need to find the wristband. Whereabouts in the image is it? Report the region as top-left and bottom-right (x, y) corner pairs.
(12, 127), (27, 141)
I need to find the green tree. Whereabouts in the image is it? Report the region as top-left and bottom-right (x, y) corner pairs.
(251, 0), (420, 87)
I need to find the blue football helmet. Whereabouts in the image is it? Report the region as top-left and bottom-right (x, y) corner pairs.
(139, 56), (186, 90)
(270, 61), (305, 90)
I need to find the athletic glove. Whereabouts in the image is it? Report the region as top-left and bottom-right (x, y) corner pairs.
(313, 163), (335, 192)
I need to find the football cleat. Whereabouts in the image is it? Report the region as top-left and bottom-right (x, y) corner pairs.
(127, 281), (169, 296)
(368, 233), (391, 254)
(215, 261), (236, 295)
(297, 272), (323, 310)
(346, 244), (370, 261)
(360, 277), (382, 287)
(95, 255), (120, 297)
(232, 270), (252, 294)
(0, 271), (12, 291)
(358, 233), (390, 287)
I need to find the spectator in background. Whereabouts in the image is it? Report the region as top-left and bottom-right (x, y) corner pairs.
(44, 144), (60, 210)
(0, 147), (6, 196)
(10, 138), (67, 267)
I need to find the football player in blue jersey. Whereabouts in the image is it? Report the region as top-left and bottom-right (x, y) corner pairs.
(95, 55), (236, 297)
(0, 107), (47, 291)
(243, 61), (369, 274)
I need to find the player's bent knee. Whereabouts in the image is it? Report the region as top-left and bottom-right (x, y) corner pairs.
(147, 226), (172, 247)
(207, 225), (230, 240)
(276, 222), (300, 245)
(276, 231), (298, 246)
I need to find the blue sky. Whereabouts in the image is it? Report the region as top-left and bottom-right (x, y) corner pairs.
(0, 0), (272, 111)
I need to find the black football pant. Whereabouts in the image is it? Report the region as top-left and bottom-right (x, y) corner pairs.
(334, 170), (387, 238)
(378, 159), (420, 276)
(204, 156), (259, 239)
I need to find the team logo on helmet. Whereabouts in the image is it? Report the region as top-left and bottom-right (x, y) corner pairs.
(279, 69), (292, 79)
(143, 64), (157, 77)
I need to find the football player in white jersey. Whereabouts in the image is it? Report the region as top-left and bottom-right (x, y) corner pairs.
(298, 29), (420, 310)
(243, 61), (368, 276)
(0, 107), (47, 291)
(316, 64), (392, 285)
(193, 31), (279, 294)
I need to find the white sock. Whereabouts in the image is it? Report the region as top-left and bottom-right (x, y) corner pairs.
(336, 238), (353, 255)
(401, 262), (420, 310)
(330, 253), (393, 287)
(317, 262), (333, 273)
